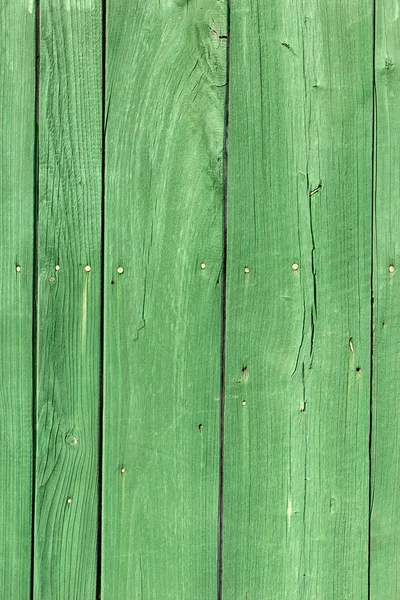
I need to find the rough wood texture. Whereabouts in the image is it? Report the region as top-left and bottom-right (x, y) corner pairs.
(3, 2), (400, 596)
(34, 2), (102, 598)
(223, 0), (373, 597)
(101, 1), (227, 597)
(371, 2), (400, 597)
(0, 2), (35, 597)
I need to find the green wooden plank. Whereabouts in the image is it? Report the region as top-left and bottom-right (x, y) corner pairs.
(34, 1), (102, 598)
(102, 1), (227, 597)
(223, 1), (373, 597)
(0, 2), (35, 597)
(371, 3), (400, 597)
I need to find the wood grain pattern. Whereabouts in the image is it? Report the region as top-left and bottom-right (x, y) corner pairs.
(34, 2), (102, 598)
(223, 0), (373, 597)
(370, 2), (400, 597)
(2, 2), (397, 596)
(0, 2), (35, 597)
(101, 1), (227, 597)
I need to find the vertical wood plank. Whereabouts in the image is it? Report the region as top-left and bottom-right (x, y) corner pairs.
(34, 1), (102, 598)
(0, 2), (35, 597)
(371, 2), (400, 596)
(223, 0), (373, 597)
(102, 1), (227, 597)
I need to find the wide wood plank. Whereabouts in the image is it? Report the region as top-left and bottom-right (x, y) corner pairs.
(223, 0), (373, 597)
(370, 3), (400, 597)
(34, 1), (102, 597)
(102, 1), (227, 597)
(0, 2), (36, 597)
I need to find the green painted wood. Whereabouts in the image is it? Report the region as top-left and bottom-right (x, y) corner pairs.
(0, 2), (35, 597)
(371, 3), (400, 597)
(34, 1), (102, 598)
(102, 1), (227, 597)
(223, 1), (373, 597)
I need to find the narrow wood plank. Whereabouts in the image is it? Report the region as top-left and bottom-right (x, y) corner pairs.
(0, 2), (35, 597)
(102, 1), (227, 597)
(223, 1), (373, 597)
(371, 3), (400, 596)
(34, 1), (102, 597)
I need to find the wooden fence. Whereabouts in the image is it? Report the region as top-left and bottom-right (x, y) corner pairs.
(1, 0), (398, 598)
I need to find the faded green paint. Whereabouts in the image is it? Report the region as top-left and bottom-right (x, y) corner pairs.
(101, 1), (227, 597)
(34, 1), (102, 598)
(371, 2), (400, 597)
(223, 0), (373, 597)
(1, 0), (400, 598)
(0, 2), (35, 598)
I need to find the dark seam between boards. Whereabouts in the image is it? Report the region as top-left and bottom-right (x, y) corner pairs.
(31, 3), (40, 598)
(218, 1), (231, 599)
(96, 0), (107, 597)
(368, 0), (377, 596)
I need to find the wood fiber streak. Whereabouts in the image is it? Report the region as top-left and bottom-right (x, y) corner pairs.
(34, 1), (102, 598)
(371, 2), (400, 597)
(223, 0), (373, 597)
(102, 1), (227, 598)
(0, 2), (35, 597)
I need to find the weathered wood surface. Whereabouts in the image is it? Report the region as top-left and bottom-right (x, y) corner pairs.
(34, 1), (102, 598)
(3, 1), (400, 597)
(223, 0), (373, 597)
(0, 2), (35, 598)
(370, 2), (400, 597)
(101, 0), (227, 598)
